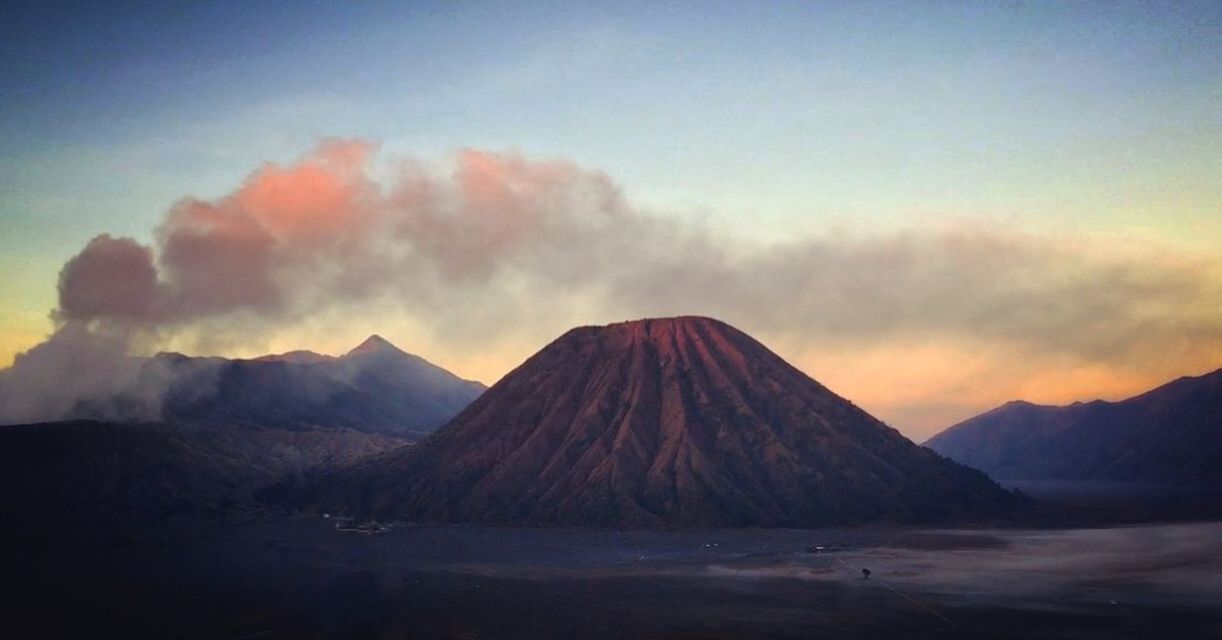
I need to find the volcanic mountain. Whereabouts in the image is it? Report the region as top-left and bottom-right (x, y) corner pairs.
(309, 317), (1014, 527)
(926, 367), (1222, 486)
(0, 335), (485, 534)
(67, 335), (487, 437)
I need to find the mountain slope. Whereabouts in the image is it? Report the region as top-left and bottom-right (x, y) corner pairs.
(925, 368), (1222, 485)
(308, 317), (1014, 528)
(0, 420), (404, 535)
(82, 336), (485, 437)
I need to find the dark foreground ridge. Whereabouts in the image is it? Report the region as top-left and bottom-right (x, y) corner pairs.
(305, 316), (1016, 527)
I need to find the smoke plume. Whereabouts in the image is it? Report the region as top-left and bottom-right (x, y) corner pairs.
(3, 139), (1221, 428)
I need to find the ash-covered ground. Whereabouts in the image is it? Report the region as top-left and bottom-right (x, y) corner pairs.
(6, 518), (1221, 639)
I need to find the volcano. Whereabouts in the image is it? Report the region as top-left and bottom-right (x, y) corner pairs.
(314, 317), (1014, 527)
(148, 335), (485, 437)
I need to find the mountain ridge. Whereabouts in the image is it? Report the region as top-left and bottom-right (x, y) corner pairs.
(926, 367), (1222, 485)
(4, 335), (488, 436)
(157, 335), (486, 436)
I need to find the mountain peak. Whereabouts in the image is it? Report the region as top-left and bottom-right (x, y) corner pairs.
(345, 334), (404, 358)
(559, 316), (747, 360)
(610, 315), (723, 328)
(578, 316), (727, 337)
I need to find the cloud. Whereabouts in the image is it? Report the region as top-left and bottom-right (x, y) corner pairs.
(5, 139), (1222, 428)
(611, 230), (1222, 362)
(0, 322), (183, 424)
(52, 140), (637, 331)
(56, 235), (159, 323)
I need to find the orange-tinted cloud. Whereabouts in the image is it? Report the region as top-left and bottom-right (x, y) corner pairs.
(222, 138), (378, 247)
(54, 141), (635, 330)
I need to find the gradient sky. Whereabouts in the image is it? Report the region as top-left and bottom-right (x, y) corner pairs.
(2, 1), (1220, 439)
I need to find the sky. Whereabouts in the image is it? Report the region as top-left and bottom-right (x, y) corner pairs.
(2, 1), (1220, 439)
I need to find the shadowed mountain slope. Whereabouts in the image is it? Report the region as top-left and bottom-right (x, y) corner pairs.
(308, 317), (1014, 528)
(0, 420), (404, 537)
(926, 368), (1222, 485)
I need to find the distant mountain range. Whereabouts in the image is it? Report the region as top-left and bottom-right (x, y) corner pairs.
(925, 368), (1222, 486)
(303, 317), (1015, 528)
(85, 335), (486, 438)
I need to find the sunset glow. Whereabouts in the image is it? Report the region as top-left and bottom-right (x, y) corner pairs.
(3, 2), (1220, 440)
